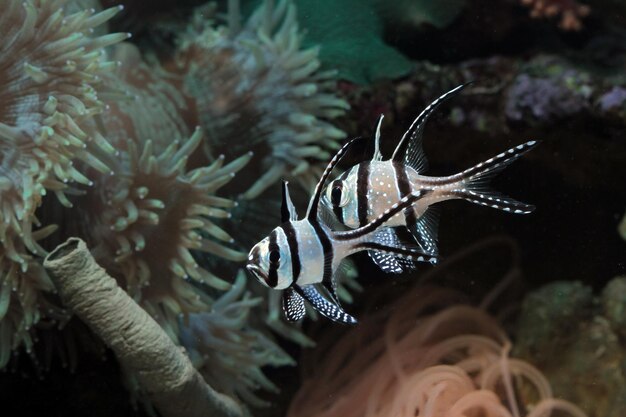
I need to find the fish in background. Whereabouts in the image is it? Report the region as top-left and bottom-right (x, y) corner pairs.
(246, 138), (437, 324)
(323, 83), (539, 273)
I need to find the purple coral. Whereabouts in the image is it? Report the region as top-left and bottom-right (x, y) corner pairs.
(505, 72), (591, 123)
(598, 87), (626, 112)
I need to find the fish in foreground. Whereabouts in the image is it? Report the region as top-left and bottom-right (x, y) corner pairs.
(246, 138), (437, 324)
(323, 83), (539, 269)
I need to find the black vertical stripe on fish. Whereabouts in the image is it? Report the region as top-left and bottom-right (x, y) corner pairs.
(310, 220), (334, 285)
(336, 190), (431, 241)
(267, 230), (280, 287)
(306, 137), (363, 221)
(393, 161), (419, 236)
(281, 223), (301, 283)
(280, 180), (293, 222)
(356, 161), (370, 227)
(329, 180), (345, 224)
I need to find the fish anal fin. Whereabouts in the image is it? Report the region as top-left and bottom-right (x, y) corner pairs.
(282, 287), (306, 322)
(296, 285), (357, 325)
(368, 250), (405, 274)
(364, 227), (438, 266)
(406, 207), (440, 257)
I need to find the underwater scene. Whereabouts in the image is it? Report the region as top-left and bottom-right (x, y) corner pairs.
(1, 0), (625, 416)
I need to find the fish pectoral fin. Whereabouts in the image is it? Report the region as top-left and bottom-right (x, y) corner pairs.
(282, 287), (306, 322)
(296, 285), (357, 325)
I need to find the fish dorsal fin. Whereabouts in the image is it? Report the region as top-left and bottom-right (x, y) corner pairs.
(373, 114), (384, 161)
(296, 285), (357, 324)
(306, 137), (363, 221)
(282, 287), (306, 322)
(281, 180), (298, 222)
(391, 83), (471, 173)
(410, 207), (440, 257)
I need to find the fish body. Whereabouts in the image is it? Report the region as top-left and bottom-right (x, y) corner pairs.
(246, 138), (436, 324)
(324, 84), (539, 260)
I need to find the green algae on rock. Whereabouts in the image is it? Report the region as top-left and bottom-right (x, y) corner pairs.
(514, 279), (626, 417)
(296, 0), (414, 85)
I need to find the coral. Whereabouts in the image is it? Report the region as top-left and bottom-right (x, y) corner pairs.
(180, 271), (294, 407)
(288, 286), (587, 417)
(520, 0), (590, 30)
(505, 70), (592, 123)
(178, 0), (349, 199)
(514, 279), (626, 417)
(0, 0), (127, 366)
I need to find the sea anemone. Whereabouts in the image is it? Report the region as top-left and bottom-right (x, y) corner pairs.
(288, 238), (587, 417)
(102, 42), (195, 150)
(0, 1), (128, 231)
(71, 126), (251, 336)
(0, 0), (128, 367)
(178, 0), (350, 199)
(0, 230), (67, 368)
(289, 292), (587, 417)
(180, 270), (294, 407)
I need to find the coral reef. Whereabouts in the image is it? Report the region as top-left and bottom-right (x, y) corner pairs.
(178, 0), (350, 199)
(520, 0), (591, 30)
(514, 278), (626, 417)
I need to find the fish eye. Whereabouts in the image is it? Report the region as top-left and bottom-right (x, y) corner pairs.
(329, 180), (350, 208)
(269, 249), (280, 264)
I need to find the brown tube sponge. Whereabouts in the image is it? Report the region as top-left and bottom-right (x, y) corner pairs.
(43, 237), (243, 417)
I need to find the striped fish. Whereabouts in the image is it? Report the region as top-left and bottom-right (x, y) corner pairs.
(323, 83), (539, 270)
(246, 138), (437, 324)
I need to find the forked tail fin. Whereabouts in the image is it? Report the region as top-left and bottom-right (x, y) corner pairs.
(450, 140), (539, 214)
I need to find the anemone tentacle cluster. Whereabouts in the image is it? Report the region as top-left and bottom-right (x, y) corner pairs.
(179, 0), (350, 199)
(0, 0), (127, 366)
(74, 126), (252, 335)
(180, 270), (293, 407)
(0, 0), (355, 408)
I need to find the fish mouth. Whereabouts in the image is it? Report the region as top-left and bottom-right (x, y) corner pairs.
(246, 263), (268, 283)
